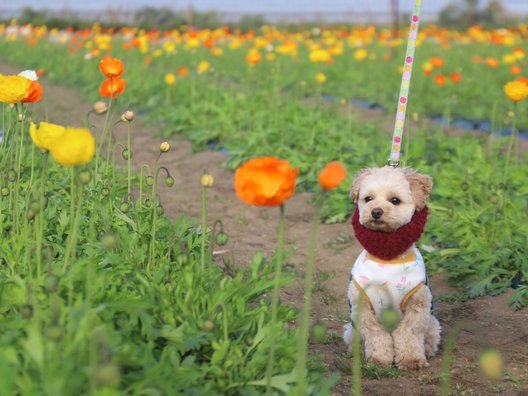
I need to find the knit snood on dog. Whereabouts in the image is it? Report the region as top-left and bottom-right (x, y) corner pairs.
(351, 206), (429, 260)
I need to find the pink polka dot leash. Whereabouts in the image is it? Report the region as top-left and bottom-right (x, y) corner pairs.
(388, 0), (423, 167)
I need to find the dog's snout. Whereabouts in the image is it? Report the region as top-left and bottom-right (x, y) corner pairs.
(371, 208), (384, 220)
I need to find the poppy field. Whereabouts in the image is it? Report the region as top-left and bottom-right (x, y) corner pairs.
(1, 19), (528, 395)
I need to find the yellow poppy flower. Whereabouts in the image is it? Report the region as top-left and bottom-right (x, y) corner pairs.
(0, 75), (31, 104)
(197, 60), (211, 74)
(164, 73), (176, 85)
(504, 81), (528, 102)
(49, 128), (96, 166)
(29, 122), (66, 151)
(315, 72), (327, 84)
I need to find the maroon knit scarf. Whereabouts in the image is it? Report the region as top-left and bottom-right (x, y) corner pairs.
(351, 206), (429, 260)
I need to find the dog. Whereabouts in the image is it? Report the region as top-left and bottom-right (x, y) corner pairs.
(343, 166), (441, 370)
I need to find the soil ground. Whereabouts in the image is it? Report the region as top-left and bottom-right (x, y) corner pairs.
(2, 59), (527, 395)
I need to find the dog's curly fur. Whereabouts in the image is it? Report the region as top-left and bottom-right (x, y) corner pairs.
(343, 166), (441, 370)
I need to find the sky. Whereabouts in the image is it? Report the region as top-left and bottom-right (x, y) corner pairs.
(4, 0), (528, 13)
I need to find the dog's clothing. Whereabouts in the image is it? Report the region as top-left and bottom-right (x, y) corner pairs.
(350, 246), (426, 316)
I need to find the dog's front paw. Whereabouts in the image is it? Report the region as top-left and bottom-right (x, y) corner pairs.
(396, 357), (429, 371)
(370, 354), (394, 368)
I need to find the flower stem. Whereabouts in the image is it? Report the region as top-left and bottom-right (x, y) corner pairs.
(295, 212), (318, 395)
(127, 123), (132, 194)
(265, 204), (286, 395)
(503, 102), (517, 184)
(35, 153), (49, 277)
(352, 295), (364, 396)
(200, 184), (207, 270)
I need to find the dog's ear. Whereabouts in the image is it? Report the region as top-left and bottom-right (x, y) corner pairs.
(350, 169), (371, 204)
(403, 168), (433, 211)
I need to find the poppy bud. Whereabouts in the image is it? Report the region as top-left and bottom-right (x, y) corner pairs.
(121, 110), (135, 122)
(479, 349), (503, 380)
(379, 308), (401, 333)
(215, 232), (229, 246)
(101, 187), (110, 197)
(201, 173), (214, 187)
(7, 169), (17, 182)
(156, 205), (164, 216)
(122, 149), (131, 160)
(21, 304), (34, 319)
(80, 171), (92, 185)
(310, 322), (327, 343)
(101, 233), (118, 251)
(44, 274), (60, 293)
(18, 113), (25, 122)
(202, 320), (214, 332)
(160, 141), (171, 153)
(1, 187), (9, 197)
(93, 101), (108, 115)
(165, 176), (174, 187)
(120, 202), (130, 213)
(26, 209), (35, 221)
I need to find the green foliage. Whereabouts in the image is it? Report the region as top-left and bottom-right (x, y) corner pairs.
(0, 113), (332, 394)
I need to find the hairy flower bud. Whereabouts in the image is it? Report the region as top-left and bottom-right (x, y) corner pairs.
(93, 101), (108, 115)
(121, 110), (135, 122)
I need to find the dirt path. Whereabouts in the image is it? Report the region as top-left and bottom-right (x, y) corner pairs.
(3, 59), (527, 395)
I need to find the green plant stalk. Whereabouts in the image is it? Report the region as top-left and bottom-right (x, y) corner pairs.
(139, 165), (150, 211)
(35, 153), (49, 277)
(503, 102), (517, 184)
(148, 178), (158, 271)
(440, 326), (460, 396)
(200, 184), (207, 270)
(63, 169), (84, 269)
(29, 144), (35, 187)
(352, 293), (364, 396)
(13, 111), (26, 233)
(294, 212), (319, 395)
(64, 169), (85, 323)
(127, 122), (132, 194)
(70, 167), (75, 228)
(111, 143), (125, 188)
(265, 204), (286, 395)
(96, 93), (114, 177)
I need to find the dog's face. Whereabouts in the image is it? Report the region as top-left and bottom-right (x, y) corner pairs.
(351, 166), (432, 232)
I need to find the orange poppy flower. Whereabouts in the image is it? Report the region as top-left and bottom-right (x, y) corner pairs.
(485, 58), (499, 69)
(246, 50), (262, 66)
(234, 157), (298, 206)
(435, 74), (446, 86)
(449, 72), (462, 83)
(99, 77), (126, 98)
(99, 55), (124, 78)
(510, 66), (522, 75)
(36, 69), (45, 77)
(430, 57), (444, 68)
(22, 80), (43, 103)
(318, 162), (347, 190)
(178, 66), (188, 77)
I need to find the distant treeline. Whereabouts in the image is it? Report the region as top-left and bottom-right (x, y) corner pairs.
(2, 1), (525, 31)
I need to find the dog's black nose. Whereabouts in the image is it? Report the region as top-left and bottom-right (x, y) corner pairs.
(371, 208), (384, 220)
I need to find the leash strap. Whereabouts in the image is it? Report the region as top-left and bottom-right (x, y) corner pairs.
(388, 0), (423, 167)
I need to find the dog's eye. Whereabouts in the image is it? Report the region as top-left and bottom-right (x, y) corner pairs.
(390, 197), (401, 205)
(364, 196), (373, 203)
